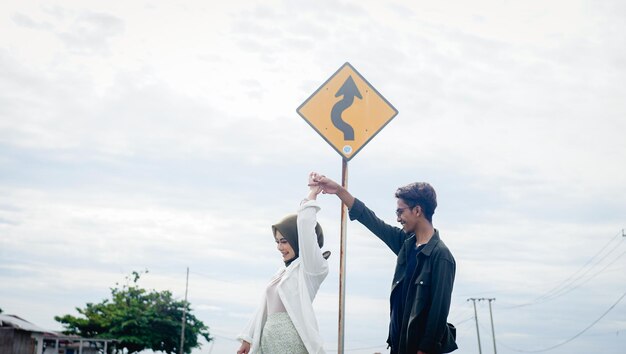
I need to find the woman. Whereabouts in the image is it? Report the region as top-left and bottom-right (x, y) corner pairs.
(236, 173), (330, 354)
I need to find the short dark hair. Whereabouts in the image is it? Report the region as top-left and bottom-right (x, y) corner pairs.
(395, 182), (437, 223)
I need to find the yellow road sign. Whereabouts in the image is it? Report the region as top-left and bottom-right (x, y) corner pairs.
(297, 62), (398, 160)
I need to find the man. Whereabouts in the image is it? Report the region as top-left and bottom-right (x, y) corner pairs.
(312, 175), (457, 354)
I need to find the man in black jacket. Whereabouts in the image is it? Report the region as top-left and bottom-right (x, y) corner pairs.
(312, 175), (457, 354)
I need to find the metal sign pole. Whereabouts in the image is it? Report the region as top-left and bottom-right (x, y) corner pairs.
(337, 158), (349, 354)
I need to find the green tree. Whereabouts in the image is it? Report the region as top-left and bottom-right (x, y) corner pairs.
(55, 270), (211, 354)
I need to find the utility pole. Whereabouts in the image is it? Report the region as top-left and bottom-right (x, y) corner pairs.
(179, 267), (189, 354)
(467, 298), (482, 354)
(485, 298), (497, 354)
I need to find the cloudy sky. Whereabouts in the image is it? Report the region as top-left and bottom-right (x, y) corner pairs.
(1, 0), (625, 353)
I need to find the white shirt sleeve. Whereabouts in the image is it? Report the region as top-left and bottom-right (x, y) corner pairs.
(297, 199), (328, 275)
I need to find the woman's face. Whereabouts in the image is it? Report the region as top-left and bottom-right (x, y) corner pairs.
(275, 230), (295, 262)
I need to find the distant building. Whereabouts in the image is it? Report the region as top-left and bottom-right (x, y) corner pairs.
(0, 314), (117, 354)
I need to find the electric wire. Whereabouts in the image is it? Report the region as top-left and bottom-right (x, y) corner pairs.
(536, 231), (622, 298)
(542, 248), (626, 300)
(455, 315), (475, 326)
(494, 289), (626, 352)
(535, 233), (625, 302)
(506, 230), (625, 308)
(448, 304), (473, 325)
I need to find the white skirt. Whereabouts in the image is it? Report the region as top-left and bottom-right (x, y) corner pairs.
(260, 312), (308, 354)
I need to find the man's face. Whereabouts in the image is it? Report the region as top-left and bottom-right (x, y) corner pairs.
(275, 230), (296, 262)
(396, 199), (419, 234)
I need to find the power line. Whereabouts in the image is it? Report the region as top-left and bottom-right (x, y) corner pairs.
(507, 230), (625, 308)
(454, 315), (475, 326)
(536, 236), (625, 302)
(497, 289), (626, 353)
(543, 249), (626, 299)
(532, 230), (623, 301)
(449, 303), (474, 324)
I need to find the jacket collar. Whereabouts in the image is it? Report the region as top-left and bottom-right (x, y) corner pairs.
(406, 229), (440, 256)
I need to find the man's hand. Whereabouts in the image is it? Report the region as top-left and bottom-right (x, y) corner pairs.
(304, 172), (323, 202)
(310, 173), (341, 195)
(417, 351), (428, 354)
(309, 172), (355, 208)
(236, 341), (251, 354)
(307, 172), (323, 199)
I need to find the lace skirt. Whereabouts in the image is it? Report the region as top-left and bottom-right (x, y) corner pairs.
(260, 312), (308, 354)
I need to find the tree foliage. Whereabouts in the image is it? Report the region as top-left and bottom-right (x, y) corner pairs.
(55, 270), (211, 354)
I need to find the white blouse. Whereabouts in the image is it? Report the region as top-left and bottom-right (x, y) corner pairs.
(266, 269), (287, 314)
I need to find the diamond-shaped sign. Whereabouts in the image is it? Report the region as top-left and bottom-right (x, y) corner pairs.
(297, 62), (398, 161)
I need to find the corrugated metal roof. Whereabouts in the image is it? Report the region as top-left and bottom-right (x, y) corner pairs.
(0, 314), (56, 334)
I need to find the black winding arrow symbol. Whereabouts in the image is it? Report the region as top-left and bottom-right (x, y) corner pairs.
(331, 76), (362, 141)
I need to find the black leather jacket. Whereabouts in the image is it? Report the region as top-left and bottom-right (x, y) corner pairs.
(349, 198), (457, 354)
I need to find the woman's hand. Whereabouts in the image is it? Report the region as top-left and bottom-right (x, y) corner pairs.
(236, 341), (251, 354)
(307, 172), (323, 200)
(311, 173), (340, 195)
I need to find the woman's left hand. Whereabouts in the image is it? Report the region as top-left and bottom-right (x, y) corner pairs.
(307, 172), (323, 199)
